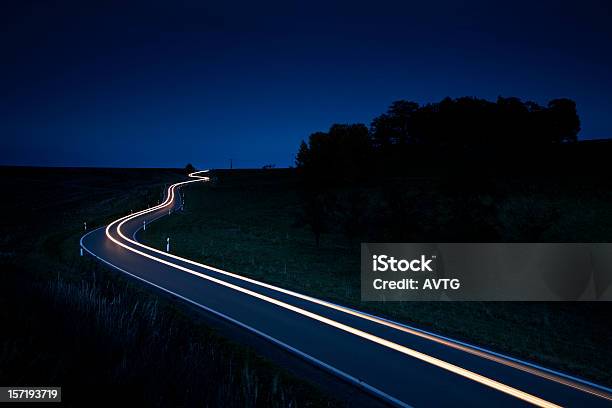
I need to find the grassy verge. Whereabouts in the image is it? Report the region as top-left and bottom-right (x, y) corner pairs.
(0, 167), (339, 407)
(141, 169), (612, 387)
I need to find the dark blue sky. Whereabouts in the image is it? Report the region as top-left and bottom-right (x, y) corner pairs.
(2, 1), (611, 168)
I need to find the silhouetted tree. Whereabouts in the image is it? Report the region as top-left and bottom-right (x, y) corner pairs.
(547, 98), (580, 143)
(296, 124), (371, 184)
(370, 114), (394, 150)
(368, 96), (581, 154)
(295, 141), (309, 168)
(328, 124), (370, 180)
(371, 100), (420, 147)
(185, 163), (196, 174)
(295, 124), (372, 245)
(294, 95), (583, 243)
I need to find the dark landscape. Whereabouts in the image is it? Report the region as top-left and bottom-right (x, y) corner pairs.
(3, 1), (612, 406)
(0, 167), (340, 407)
(141, 162), (612, 387)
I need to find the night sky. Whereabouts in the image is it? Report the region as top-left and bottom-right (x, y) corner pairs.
(2, 1), (612, 168)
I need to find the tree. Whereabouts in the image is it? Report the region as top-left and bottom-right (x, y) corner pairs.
(388, 100), (419, 145)
(185, 163), (196, 174)
(547, 98), (580, 143)
(293, 95), (584, 245)
(327, 123), (371, 181)
(370, 100), (419, 148)
(496, 96), (530, 146)
(295, 141), (309, 168)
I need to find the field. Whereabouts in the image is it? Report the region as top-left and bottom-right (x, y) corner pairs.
(141, 168), (612, 387)
(0, 167), (340, 407)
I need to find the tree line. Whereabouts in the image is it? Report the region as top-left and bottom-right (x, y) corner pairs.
(294, 96), (583, 246)
(296, 96), (580, 183)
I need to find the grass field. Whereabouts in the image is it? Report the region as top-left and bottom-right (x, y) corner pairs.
(0, 167), (339, 407)
(141, 168), (612, 387)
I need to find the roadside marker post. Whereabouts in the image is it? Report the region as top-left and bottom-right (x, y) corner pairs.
(143, 220), (146, 231)
(166, 237), (170, 253)
(81, 222), (86, 255)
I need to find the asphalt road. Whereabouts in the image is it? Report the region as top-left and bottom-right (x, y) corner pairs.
(81, 171), (612, 407)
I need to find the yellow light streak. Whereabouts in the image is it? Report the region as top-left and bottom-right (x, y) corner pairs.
(96, 169), (610, 407)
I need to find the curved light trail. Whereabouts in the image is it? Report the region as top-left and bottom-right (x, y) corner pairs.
(89, 169), (611, 408)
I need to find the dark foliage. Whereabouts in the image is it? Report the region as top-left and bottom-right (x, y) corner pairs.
(185, 163), (196, 174)
(298, 96), (581, 181)
(369, 96), (580, 149)
(293, 96), (609, 245)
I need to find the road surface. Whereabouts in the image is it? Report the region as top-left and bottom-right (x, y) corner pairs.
(81, 170), (612, 407)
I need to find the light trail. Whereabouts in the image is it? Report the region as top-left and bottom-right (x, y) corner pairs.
(117, 170), (612, 403)
(97, 169), (611, 407)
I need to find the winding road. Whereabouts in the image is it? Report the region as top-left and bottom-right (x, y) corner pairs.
(81, 170), (612, 407)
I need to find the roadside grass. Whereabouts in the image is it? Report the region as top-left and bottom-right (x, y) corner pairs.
(141, 169), (612, 387)
(0, 167), (339, 407)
